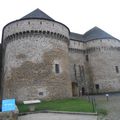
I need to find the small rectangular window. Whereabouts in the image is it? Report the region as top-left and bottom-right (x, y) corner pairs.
(39, 92), (43, 95)
(55, 64), (60, 73)
(115, 66), (119, 73)
(86, 55), (89, 61)
(95, 84), (99, 90)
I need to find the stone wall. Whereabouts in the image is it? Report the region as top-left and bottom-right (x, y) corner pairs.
(68, 38), (120, 94)
(0, 111), (18, 120)
(69, 40), (85, 50)
(2, 19), (72, 101)
(3, 19), (69, 40)
(85, 39), (120, 93)
(2, 17), (120, 99)
(68, 40), (88, 96)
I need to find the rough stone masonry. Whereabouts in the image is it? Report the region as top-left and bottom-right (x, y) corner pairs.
(1, 8), (120, 101)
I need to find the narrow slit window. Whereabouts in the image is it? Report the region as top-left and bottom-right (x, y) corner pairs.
(55, 64), (60, 73)
(74, 64), (77, 80)
(79, 65), (82, 81)
(95, 84), (99, 90)
(81, 65), (85, 80)
(115, 66), (119, 73)
(86, 55), (89, 61)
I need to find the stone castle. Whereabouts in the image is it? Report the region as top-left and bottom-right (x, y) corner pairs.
(0, 9), (120, 101)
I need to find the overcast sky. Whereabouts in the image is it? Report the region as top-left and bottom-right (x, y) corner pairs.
(0, 0), (120, 42)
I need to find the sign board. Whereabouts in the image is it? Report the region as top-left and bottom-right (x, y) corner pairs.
(2, 99), (15, 112)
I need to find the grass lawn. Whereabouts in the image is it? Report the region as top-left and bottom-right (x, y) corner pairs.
(17, 98), (94, 113)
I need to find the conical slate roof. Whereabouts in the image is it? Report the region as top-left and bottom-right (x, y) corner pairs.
(21, 8), (54, 21)
(83, 27), (117, 41)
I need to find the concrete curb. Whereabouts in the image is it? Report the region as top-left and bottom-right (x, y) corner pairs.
(19, 110), (97, 116)
(47, 110), (97, 115)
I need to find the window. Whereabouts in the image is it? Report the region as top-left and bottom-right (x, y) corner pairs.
(79, 65), (82, 80)
(79, 65), (82, 76)
(74, 64), (77, 80)
(39, 92), (43, 95)
(55, 64), (60, 73)
(115, 66), (119, 73)
(86, 55), (89, 61)
(95, 84), (99, 90)
(81, 65), (85, 81)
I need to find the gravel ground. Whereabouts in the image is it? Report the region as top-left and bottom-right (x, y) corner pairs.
(18, 113), (97, 120)
(95, 93), (120, 120)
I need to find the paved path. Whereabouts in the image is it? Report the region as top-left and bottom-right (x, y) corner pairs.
(95, 93), (120, 120)
(18, 113), (97, 120)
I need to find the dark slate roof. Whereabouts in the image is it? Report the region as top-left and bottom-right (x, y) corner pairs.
(70, 27), (118, 42)
(83, 26), (117, 41)
(70, 32), (84, 41)
(21, 8), (54, 21)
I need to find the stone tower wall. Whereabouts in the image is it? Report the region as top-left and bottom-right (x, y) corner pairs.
(2, 19), (72, 101)
(68, 38), (120, 94)
(85, 39), (120, 93)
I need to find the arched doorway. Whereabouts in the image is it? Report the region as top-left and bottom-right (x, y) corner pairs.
(72, 82), (78, 96)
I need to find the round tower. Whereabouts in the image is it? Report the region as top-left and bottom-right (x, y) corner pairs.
(2, 9), (72, 101)
(84, 27), (120, 93)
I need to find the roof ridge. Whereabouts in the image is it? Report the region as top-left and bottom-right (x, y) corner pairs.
(21, 8), (54, 21)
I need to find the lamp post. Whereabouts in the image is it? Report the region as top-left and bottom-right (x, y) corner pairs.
(105, 94), (109, 101)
